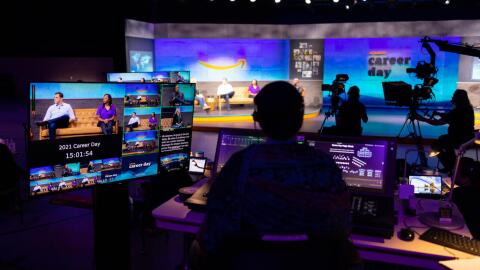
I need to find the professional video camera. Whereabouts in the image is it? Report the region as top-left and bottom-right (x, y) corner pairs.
(322, 74), (349, 116)
(406, 61), (437, 80)
(322, 74), (349, 95)
(382, 38), (441, 167)
(319, 74), (349, 134)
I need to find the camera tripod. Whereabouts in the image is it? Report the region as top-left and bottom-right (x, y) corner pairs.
(318, 94), (342, 134)
(398, 106), (428, 167)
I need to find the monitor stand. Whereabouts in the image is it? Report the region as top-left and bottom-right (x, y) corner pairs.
(93, 182), (131, 270)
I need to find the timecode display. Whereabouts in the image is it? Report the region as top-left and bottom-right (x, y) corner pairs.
(65, 150), (93, 159)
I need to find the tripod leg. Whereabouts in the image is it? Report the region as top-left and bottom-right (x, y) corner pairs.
(412, 119), (428, 167)
(318, 114), (330, 134)
(397, 114), (411, 138)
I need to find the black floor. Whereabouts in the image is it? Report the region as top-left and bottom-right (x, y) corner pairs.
(0, 188), (429, 270)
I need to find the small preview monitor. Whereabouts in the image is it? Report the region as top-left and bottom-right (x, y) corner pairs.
(409, 175), (442, 196)
(189, 157), (207, 175)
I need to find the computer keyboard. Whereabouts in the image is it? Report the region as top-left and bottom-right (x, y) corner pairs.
(420, 227), (480, 256)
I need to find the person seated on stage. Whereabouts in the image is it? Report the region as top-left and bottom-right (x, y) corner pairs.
(171, 108), (183, 128)
(414, 89), (474, 173)
(58, 181), (67, 190)
(173, 71), (186, 83)
(33, 184), (42, 193)
(96, 94), (117, 135)
(216, 78), (235, 111)
(170, 85), (186, 106)
(191, 78), (210, 111)
(190, 81), (356, 269)
(81, 177), (89, 186)
(451, 157), (480, 239)
(126, 112), (140, 132)
(87, 161), (94, 173)
(292, 78), (306, 97)
(140, 77), (146, 83)
(36, 92), (76, 141)
(335, 86), (368, 137)
(149, 113), (158, 130)
(248, 79), (261, 98)
(63, 164), (73, 177)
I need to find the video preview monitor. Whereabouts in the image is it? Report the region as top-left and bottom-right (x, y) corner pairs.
(106, 71), (190, 83)
(409, 175), (442, 197)
(304, 135), (397, 196)
(28, 82), (195, 196)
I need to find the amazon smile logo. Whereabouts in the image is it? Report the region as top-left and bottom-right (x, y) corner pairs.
(198, 59), (246, 70)
(198, 49), (247, 70)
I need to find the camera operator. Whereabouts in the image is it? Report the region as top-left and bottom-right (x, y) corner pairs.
(336, 86), (368, 137)
(414, 89), (474, 173)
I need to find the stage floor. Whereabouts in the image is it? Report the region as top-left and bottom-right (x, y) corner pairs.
(194, 107), (454, 139)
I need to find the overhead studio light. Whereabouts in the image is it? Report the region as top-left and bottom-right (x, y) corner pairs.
(306, 0), (312, 4)
(250, 0), (256, 2)
(333, 0), (340, 3)
(275, 0), (281, 3)
(445, 0), (450, 4)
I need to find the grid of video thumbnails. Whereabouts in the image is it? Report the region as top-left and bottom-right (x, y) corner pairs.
(29, 82), (194, 196)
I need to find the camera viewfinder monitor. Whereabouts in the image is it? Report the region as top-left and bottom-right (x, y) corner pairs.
(409, 175), (443, 198)
(188, 157), (207, 175)
(28, 82), (194, 196)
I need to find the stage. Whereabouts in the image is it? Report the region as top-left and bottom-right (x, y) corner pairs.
(193, 106), (480, 139)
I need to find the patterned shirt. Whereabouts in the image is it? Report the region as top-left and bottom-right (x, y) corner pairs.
(200, 142), (351, 252)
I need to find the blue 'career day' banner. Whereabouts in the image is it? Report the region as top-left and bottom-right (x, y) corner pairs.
(323, 37), (460, 107)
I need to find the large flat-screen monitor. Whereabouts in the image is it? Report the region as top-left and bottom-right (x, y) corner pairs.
(28, 82), (195, 196)
(212, 129), (396, 196)
(106, 71), (190, 83)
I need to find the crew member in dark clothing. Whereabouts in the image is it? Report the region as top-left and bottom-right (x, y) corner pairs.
(189, 81), (358, 269)
(336, 86), (368, 137)
(415, 89), (474, 172)
(451, 157), (480, 239)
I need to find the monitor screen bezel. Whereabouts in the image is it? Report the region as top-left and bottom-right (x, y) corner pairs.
(27, 81), (195, 197)
(212, 128), (265, 179)
(409, 174), (443, 198)
(302, 134), (397, 197)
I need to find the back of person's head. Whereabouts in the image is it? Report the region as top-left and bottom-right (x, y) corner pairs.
(348, 86), (360, 101)
(253, 81), (304, 140)
(452, 89), (472, 109)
